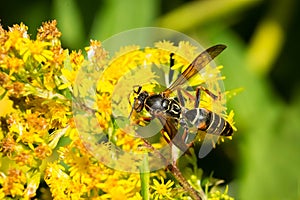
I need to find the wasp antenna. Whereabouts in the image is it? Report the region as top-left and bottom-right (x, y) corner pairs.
(128, 97), (137, 119)
(132, 85), (142, 94)
(128, 108), (133, 119)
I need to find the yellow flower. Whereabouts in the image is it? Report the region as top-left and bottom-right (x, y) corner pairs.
(14, 149), (34, 166)
(37, 20), (62, 42)
(226, 110), (237, 131)
(151, 177), (175, 200)
(44, 162), (73, 199)
(68, 152), (91, 179)
(0, 56), (24, 73)
(115, 129), (144, 152)
(85, 40), (108, 64)
(0, 24), (7, 46)
(70, 50), (84, 70)
(97, 93), (112, 115)
(50, 45), (66, 66)
(1, 168), (27, 198)
(44, 71), (56, 91)
(16, 129), (45, 150)
(44, 162), (68, 182)
(4, 23), (29, 51)
(154, 40), (177, 52)
(34, 143), (52, 159)
(60, 50), (84, 90)
(96, 172), (141, 200)
(26, 111), (48, 131)
(46, 102), (71, 128)
(19, 39), (54, 63)
(113, 44), (140, 58)
(6, 81), (24, 96)
(0, 135), (16, 158)
(0, 188), (5, 199)
(0, 72), (9, 86)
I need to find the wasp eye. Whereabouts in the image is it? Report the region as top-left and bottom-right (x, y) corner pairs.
(134, 100), (144, 112)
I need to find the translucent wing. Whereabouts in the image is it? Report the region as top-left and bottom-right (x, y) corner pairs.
(156, 113), (188, 152)
(163, 44), (227, 96)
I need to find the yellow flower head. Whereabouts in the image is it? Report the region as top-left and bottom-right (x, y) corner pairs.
(0, 24), (7, 45)
(4, 23), (29, 51)
(0, 135), (16, 158)
(151, 177), (175, 200)
(1, 168), (27, 198)
(19, 39), (54, 63)
(1, 56), (24, 73)
(37, 20), (62, 42)
(85, 40), (109, 68)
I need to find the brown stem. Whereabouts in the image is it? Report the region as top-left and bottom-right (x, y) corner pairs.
(142, 138), (203, 200)
(167, 164), (203, 200)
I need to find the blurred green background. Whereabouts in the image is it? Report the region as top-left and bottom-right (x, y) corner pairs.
(1, 0), (300, 199)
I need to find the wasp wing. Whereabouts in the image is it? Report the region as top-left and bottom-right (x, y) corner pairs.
(156, 113), (189, 152)
(164, 44), (227, 96)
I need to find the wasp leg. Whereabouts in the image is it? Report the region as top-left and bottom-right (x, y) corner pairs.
(179, 118), (194, 148)
(179, 119), (189, 144)
(133, 116), (152, 125)
(173, 87), (195, 108)
(194, 86), (201, 108)
(178, 88), (196, 102)
(176, 89), (185, 107)
(175, 86), (218, 109)
(194, 85), (218, 108)
(168, 53), (175, 86)
(164, 52), (176, 88)
(128, 95), (138, 119)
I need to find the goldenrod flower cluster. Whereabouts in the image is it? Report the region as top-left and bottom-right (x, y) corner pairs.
(0, 20), (235, 199)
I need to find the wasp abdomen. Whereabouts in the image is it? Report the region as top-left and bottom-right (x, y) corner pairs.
(184, 108), (233, 136)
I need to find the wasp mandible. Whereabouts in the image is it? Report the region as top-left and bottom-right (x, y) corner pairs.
(129, 44), (233, 152)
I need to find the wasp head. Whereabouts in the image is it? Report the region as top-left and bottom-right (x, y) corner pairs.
(133, 91), (149, 112)
(128, 86), (149, 118)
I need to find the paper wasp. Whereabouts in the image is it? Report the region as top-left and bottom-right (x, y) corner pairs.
(129, 44), (233, 152)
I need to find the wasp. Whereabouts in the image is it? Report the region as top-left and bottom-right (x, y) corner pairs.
(129, 44), (233, 152)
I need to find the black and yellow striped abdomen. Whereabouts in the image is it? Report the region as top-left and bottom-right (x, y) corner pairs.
(183, 108), (233, 136)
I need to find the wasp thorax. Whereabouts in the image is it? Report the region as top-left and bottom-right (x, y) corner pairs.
(145, 94), (165, 112)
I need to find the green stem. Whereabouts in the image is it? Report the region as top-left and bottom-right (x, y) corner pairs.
(140, 154), (150, 200)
